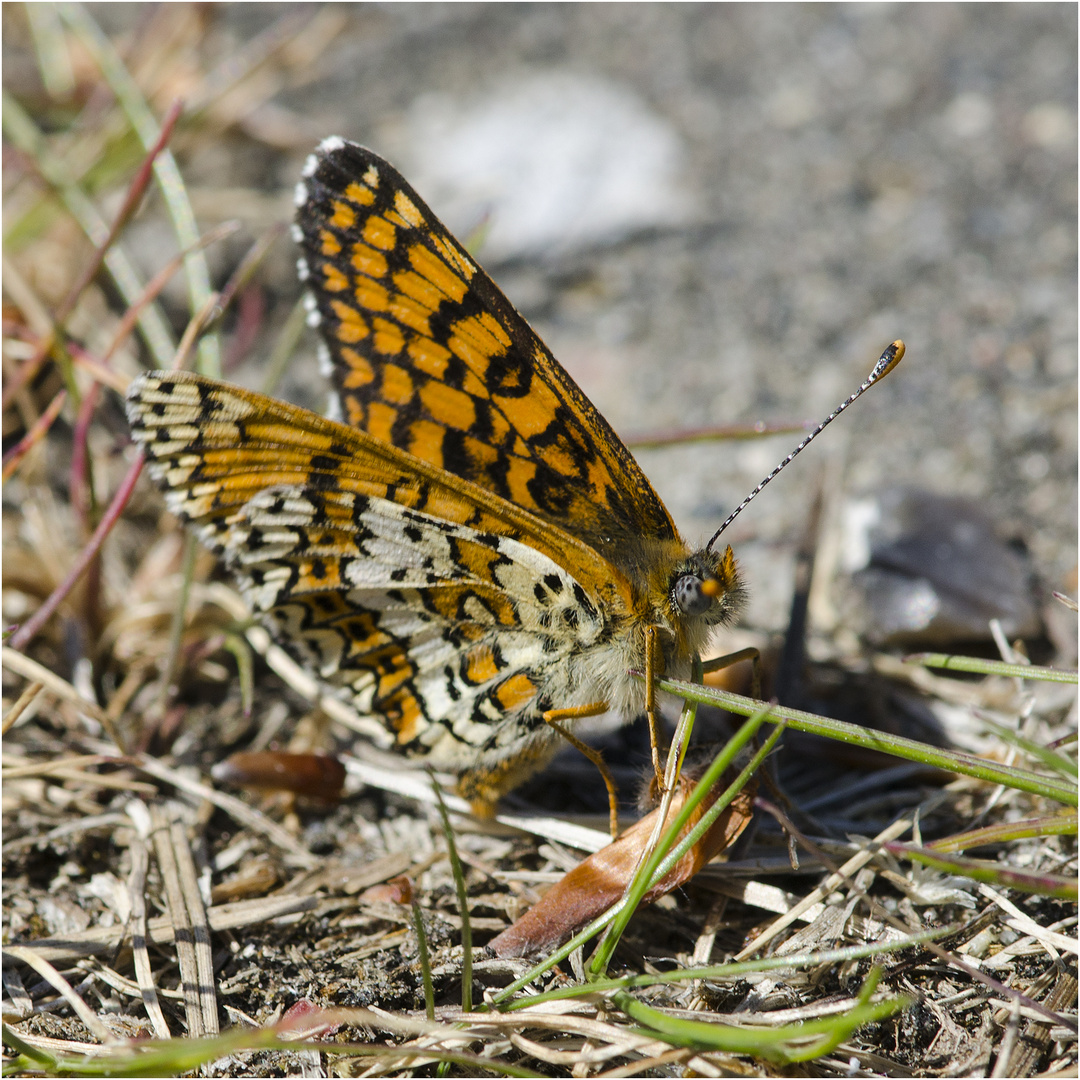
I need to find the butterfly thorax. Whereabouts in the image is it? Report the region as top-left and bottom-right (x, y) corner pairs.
(576, 536), (745, 712)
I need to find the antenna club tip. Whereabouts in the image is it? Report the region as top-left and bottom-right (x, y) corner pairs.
(880, 339), (905, 377)
(867, 340), (905, 384)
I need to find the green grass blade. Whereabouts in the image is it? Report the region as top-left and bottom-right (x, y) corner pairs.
(886, 843), (1079, 899)
(2, 1022), (58, 1067)
(431, 778), (473, 1014)
(59, 2), (220, 376)
(612, 969), (910, 1064)
(654, 677), (1078, 805)
(588, 703), (776, 978)
(26, 2), (75, 99)
(260, 294), (310, 396)
(978, 715), (1078, 778)
(500, 927), (955, 1011)
(906, 652), (1078, 684)
(1, 1023), (545, 1078)
(927, 810), (1078, 853)
(412, 902), (436, 1021)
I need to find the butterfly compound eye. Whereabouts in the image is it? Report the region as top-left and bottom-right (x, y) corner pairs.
(673, 574), (717, 617)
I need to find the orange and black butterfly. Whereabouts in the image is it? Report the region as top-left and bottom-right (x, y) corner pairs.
(129, 139), (898, 813)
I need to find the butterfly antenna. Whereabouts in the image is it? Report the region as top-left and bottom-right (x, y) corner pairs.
(705, 340), (905, 553)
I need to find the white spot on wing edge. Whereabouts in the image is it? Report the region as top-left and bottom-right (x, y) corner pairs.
(290, 223), (304, 244)
(301, 153), (319, 178)
(296, 257), (310, 282)
(317, 341), (333, 378)
(318, 135), (347, 154)
(124, 371), (150, 403)
(293, 181), (308, 207)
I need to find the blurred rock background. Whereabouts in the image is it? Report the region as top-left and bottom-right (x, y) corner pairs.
(5, 3), (1076, 652)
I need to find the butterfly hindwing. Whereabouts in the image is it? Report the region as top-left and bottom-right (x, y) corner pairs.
(127, 371), (629, 594)
(126, 371), (618, 772)
(294, 138), (678, 553)
(224, 484), (606, 763)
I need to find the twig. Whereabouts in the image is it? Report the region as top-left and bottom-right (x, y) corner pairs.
(1, 390), (67, 481)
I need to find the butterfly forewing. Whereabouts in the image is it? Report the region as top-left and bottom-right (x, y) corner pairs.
(294, 138), (678, 554)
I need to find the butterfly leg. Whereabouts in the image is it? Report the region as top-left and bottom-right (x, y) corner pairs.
(643, 624), (667, 791)
(702, 646), (761, 699)
(542, 702), (619, 838)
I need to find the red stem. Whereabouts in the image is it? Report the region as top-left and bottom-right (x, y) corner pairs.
(1, 390), (68, 480)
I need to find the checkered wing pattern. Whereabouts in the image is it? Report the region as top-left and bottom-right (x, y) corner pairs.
(126, 373), (631, 792)
(294, 138), (678, 553)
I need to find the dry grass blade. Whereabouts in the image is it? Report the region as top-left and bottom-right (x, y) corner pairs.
(9, 894), (321, 968)
(2, 964), (35, 1021)
(1, 647), (110, 727)
(734, 810), (922, 960)
(148, 802), (218, 1037)
(1, 680), (43, 733)
(2, 945), (115, 1044)
(1, 388), (66, 479)
(979, 885), (1080, 956)
(123, 802), (172, 1039)
(1001, 969), (1078, 1077)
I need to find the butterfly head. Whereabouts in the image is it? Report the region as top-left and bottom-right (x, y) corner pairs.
(669, 544), (744, 628)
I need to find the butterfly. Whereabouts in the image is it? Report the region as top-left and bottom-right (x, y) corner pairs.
(126, 138), (749, 817)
